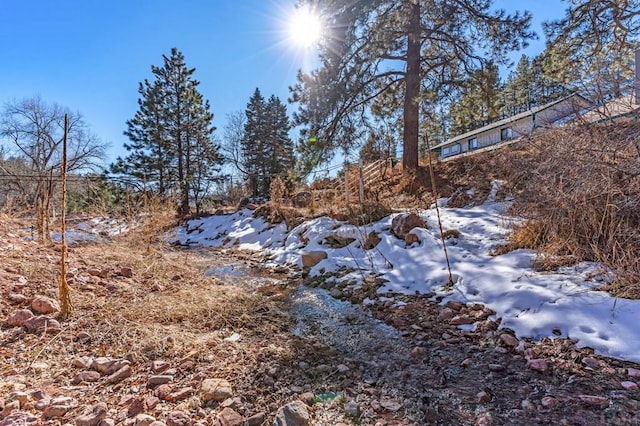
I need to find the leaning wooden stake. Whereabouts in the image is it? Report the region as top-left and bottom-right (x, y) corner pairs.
(59, 113), (73, 319)
(425, 135), (454, 289)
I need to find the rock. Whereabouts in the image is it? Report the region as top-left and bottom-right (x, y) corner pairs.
(75, 402), (108, 426)
(301, 251), (327, 268)
(6, 392), (28, 408)
(449, 315), (474, 325)
(379, 398), (403, 412)
(363, 232), (381, 250)
(145, 397), (160, 410)
(148, 376), (173, 387)
(200, 379), (233, 403)
(298, 393), (315, 406)
(523, 348), (538, 360)
(527, 358), (548, 373)
(7, 293), (28, 304)
(105, 365), (132, 384)
(245, 412), (266, 426)
(43, 402), (73, 419)
(404, 233), (420, 245)
(499, 333), (519, 347)
(336, 364), (350, 373)
(581, 357), (599, 369)
(494, 347), (508, 355)
(391, 213), (426, 239)
(5, 309), (34, 327)
(31, 296), (60, 314)
(488, 364), (505, 372)
(151, 361), (171, 373)
(628, 368), (640, 378)
(344, 401), (360, 418)
(476, 391), (492, 403)
(98, 420), (115, 426)
(292, 191), (312, 208)
(214, 408), (243, 426)
(0, 401), (20, 419)
(166, 411), (192, 426)
(445, 300), (465, 311)
(461, 358), (472, 368)
(166, 387), (193, 402)
(91, 357), (116, 374)
(73, 356), (94, 369)
(621, 381), (638, 391)
(0, 411), (39, 425)
(521, 400), (534, 411)
(119, 267), (134, 278)
(541, 396), (556, 408)
(75, 331), (92, 343)
(71, 371), (101, 385)
(133, 414), (156, 426)
(410, 347), (426, 358)
(155, 385), (171, 400)
(273, 401), (310, 426)
(578, 395), (609, 408)
(127, 398), (145, 418)
(437, 308), (455, 321)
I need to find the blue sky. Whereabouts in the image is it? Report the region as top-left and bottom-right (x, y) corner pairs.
(0, 1), (567, 165)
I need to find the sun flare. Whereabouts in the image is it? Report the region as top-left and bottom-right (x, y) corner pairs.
(288, 7), (322, 48)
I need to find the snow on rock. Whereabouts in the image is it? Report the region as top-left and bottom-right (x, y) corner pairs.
(168, 198), (640, 364)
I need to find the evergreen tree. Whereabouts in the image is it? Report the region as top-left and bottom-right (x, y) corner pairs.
(543, 0), (640, 102)
(290, 0), (533, 170)
(241, 89), (294, 197)
(112, 48), (221, 214)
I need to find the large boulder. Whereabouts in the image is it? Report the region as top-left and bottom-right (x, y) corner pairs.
(273, 401), (310, 426)
(391, 213), (427, 239)
(301, 251), (327, 268)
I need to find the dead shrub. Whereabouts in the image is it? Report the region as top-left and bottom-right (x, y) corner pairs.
(504, 120), (640, 293)
(253, 202), (304, 228)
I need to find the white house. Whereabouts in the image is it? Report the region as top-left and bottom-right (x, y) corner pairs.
(431, 93), (592, 159)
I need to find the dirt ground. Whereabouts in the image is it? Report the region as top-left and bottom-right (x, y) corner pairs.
(1, 216), (640, 425)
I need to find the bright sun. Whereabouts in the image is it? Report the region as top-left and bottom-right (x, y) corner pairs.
(288, 7), (322, 48)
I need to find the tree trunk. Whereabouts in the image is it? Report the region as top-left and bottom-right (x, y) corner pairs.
(402, 1), (421, 170)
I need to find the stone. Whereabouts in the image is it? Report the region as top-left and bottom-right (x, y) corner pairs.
(73, 356), (94, 369)
(336, 364), (350, 373)
(298, 393), (315, 406)
(488, 364), (505, 372)
(404, 233), (420, 245)
(273, 401), (310, 426)
(166, 411), (192, 426)
(7, 293), (28, 304)
(0, 411), (39, 425)
(91, 357), (116, 374)
(449, 315), (474, 325)
(461, 358), (472, 368)
(168, 387), (194, 402)
(151, 361), (171, 373)
(582, 357), (599, 369)
(6, 392), (28, 408)
(200, 379), (233, 403)
(127, 398), (145, 418)
(133, 414), (156, 426)
(578, 395), (609, 408)
(379, 398), (403, 412)
(391, 213), (427, 239)
(98, 420), (115, 426)
(541, 396), (556, 408)
(5, 309), (34, 327)
(499, 333), (519, 347)
(445, 300), (465, 311)
(476, 391), (492, 403)
(119, 267), (134, 278)
(344, 401), (360, 418)
(31, 296), (60, 314)
(363, 232), (381, 250)
(148, 376), (173, 387)
(245, 412), (266, 426)
(214, 408), (243, 426)
(43, 402), (73, 419)
(628, 368), (640, 378)
(0, 401), (20, 419)
(155, 385), (171, 400)
(301, 251), (328, 268)
(75, 402), (108, 426)
(621, 381), (638, 391)
(71, 371), (101, 385)
(410, 347), (426, 358)
(527, 358), (548, 373)
(145, 397), (160, 410)
(521, 400), (534, 411)
(23, 315), (62, 334)
(437, 308), (455, 321)
(105, 365), (132, 384)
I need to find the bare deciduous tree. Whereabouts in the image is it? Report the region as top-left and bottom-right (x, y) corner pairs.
(0, 96), (107, 241)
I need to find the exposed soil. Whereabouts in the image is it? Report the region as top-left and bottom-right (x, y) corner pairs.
(1, 216), (640, 425)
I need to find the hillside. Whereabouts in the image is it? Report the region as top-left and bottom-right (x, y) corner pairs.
(1, 120), (640, 425)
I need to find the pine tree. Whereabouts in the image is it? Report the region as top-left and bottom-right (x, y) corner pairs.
(290, 0), (533, 170)
(241, 89), (294, 197)
(543, 0), (640, 102)
(112, 48), (221, 214)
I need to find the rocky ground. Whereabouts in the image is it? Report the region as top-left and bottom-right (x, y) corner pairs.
(1, 215), (640, 426)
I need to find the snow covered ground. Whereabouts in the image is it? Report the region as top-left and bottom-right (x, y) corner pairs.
(169, 194), (640, 364)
